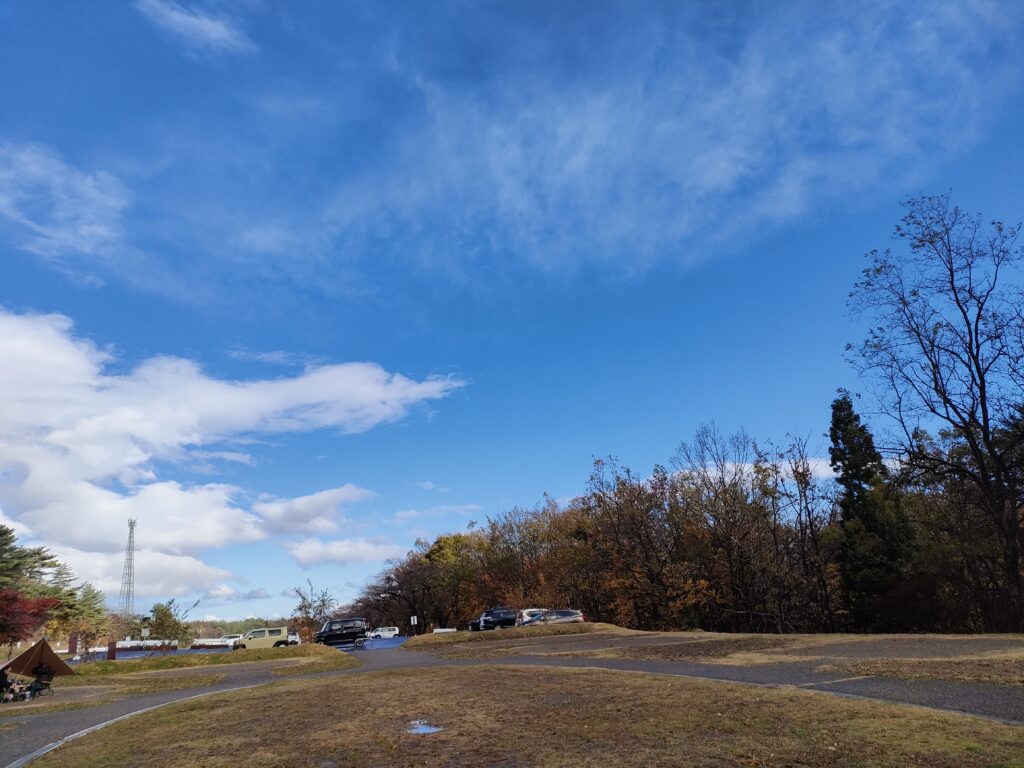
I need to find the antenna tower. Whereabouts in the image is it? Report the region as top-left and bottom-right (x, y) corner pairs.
(116, 518), (137, 618)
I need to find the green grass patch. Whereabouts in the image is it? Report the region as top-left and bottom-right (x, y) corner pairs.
(34, 665), (1024, 768)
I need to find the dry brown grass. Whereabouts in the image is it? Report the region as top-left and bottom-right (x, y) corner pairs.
(419, 627), (800, 662)
(403, 622), (607, 650)
(66, 643), (355, 678)
(821, 657), (1024, 686)
(423, 629), (1024, 672)
(34, 665), (1024, 768)
(0, 645), (357, 718)
(601, 635), (795, 661)
(0, 673), (226, 717)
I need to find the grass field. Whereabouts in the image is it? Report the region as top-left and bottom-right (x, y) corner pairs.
(403, 622), (609, 650)
(64, 643), (357, 678)
(823, 656), (1024, 686)
(34, 665), (1024, 767)
(0, 645), (358, 717)
(411, 626), (1024, 686)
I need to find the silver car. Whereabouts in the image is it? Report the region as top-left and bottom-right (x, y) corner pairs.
(522, 609), (585, 626)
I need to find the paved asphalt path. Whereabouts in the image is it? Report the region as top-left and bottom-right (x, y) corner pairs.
(2, 643), (1021, 767)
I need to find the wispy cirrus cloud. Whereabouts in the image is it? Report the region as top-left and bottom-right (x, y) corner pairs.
(413, 481), (450, 493)
(393, 503), (481, 522)
(134, 0), (255, 56)
(10, 3), (1023, 298)
(318, 1), (1023, 275)
(0, 143), (129, 274)
(228, 348), (317, 367)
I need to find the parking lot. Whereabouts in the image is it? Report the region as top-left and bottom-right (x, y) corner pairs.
(329, 636), (408, 652)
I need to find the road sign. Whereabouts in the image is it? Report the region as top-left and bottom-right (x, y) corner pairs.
(410, 615), (418, 626)
(141, 628), (150, 637)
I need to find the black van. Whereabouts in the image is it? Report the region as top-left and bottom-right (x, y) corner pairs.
(468, 607), (517, 631)
(314, 617), (368, 647)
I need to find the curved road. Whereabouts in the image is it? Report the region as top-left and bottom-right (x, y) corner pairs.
(2, 642), (1021, 767)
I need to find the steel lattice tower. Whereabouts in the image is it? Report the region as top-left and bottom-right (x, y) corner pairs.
(116, 518), (137, 618)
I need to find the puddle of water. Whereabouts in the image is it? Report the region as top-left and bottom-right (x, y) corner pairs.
(407, 720), (442, 734)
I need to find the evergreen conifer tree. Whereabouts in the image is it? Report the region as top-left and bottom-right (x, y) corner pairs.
(828, 392), (915, 629)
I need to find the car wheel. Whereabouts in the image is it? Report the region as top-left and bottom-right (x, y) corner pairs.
(354, 637), (365, 647)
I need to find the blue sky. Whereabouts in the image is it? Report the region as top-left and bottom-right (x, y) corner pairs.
(2, 0), (1023, 620)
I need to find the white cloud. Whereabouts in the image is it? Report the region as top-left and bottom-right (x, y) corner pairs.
(0, 308), (463, 594)
(392, 503), (481, 522)
(228, 349), (312, 367)
(316, 2), (1023, 275)
(0, 143), (129, 271)
(285, 537), (406, 568)
(204, 585), (271, 602)
(190, 450), (254, 465)
(134, 0), (255, 56)
(51, 545), (231, 599)
(413, 481), (450, 492)
(253, 484), (375, 535)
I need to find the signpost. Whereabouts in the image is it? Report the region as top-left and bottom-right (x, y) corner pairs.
(410, 615), (417, 636)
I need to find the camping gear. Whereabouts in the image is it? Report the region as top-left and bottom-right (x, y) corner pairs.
(1, 638), (76, 682)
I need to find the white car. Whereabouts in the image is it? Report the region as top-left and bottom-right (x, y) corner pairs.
(369, 626), (400, 639)
(516, 608), (548, 626)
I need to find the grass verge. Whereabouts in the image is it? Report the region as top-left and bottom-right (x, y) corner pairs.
(0, 645), (357, 717)
(822, 657), (1024, 686)
(403, 622), (607, 650)
(65, 643), (357, 677)
(34, 664), (1024, 768)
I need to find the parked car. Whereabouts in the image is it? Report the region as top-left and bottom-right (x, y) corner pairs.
(522, 609), (585, 627)
(314, 617), (368, 647)
(235, 626), (290, 649)
(516, 608), (548, 626)
(287, 633), (301, 645)
(369, 626), (399, 639)
(468, 607), (517, 631)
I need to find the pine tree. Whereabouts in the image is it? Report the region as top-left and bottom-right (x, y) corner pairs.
(828, 392), (915, 629)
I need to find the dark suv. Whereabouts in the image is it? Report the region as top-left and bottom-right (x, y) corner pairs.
(468, 607), (517, 631)
(314, 617), (368, 647)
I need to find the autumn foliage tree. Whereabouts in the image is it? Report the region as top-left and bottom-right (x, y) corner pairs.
(350, 195), (1023, 635)
(0, 590), (59, 652)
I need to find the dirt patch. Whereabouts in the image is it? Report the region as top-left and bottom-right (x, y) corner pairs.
(34, 665), (1024, 768)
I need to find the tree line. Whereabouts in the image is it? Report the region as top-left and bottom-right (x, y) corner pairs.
(0, 525), (107, 655)
(348, 194), (1024, 634)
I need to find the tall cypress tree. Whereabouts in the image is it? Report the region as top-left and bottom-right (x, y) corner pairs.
(828, 392), (915, 629)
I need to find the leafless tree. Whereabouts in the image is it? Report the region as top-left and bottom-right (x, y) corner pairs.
(850, 193), (1024, 629)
